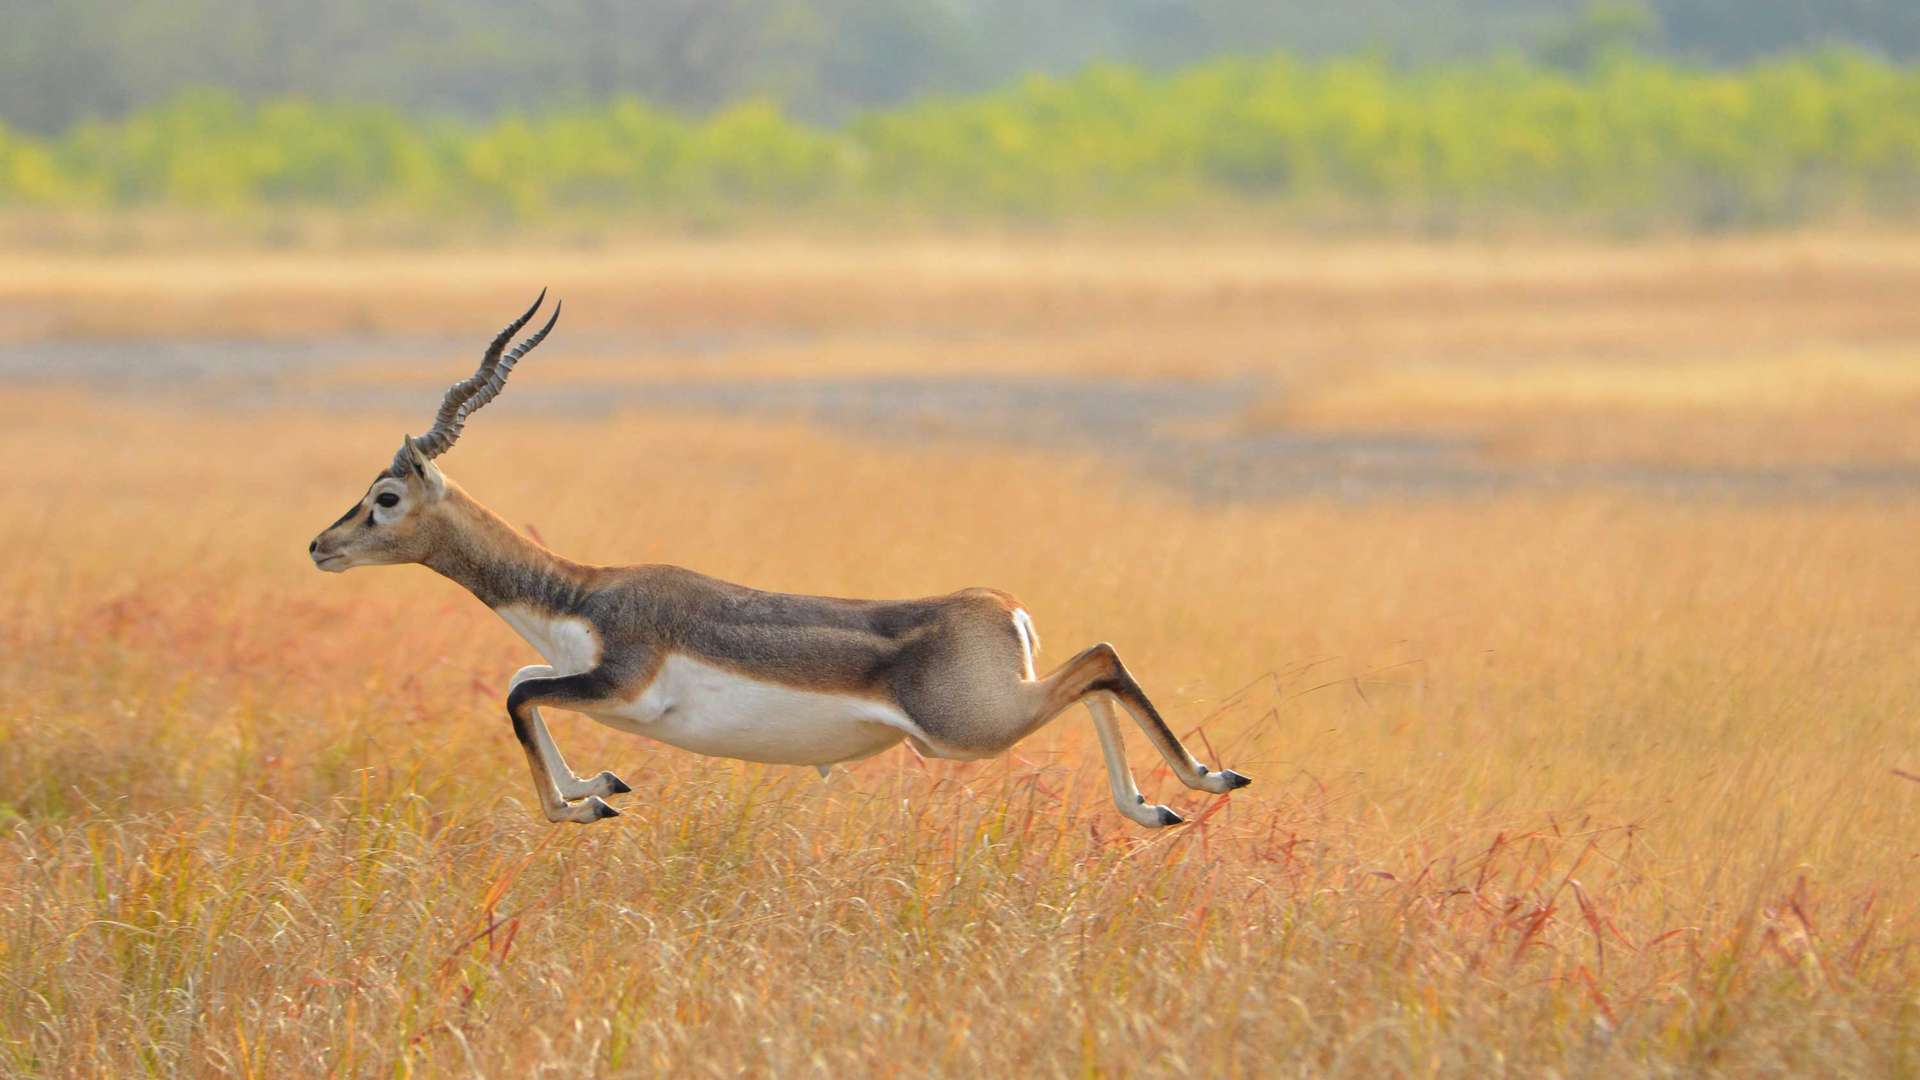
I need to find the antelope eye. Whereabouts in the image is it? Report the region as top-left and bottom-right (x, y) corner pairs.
(375, 492), (401, 508)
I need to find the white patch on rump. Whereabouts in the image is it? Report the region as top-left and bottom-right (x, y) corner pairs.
(495, 605), (601, 675)
(591, 654), (914, 766)
(1011, 608), (1039, 681)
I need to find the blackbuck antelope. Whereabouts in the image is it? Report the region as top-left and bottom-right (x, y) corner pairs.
(309, 294), (1251, 826)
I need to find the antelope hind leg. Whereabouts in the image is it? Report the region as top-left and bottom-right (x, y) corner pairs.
(1087, 694), (1185, 827)
(1090, 649), (1252, 795)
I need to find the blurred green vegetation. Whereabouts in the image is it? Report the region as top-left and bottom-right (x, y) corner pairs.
(2, 48), (1915, 230)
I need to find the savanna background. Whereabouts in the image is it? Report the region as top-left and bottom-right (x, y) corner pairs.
(3, 2), (1920, 1076)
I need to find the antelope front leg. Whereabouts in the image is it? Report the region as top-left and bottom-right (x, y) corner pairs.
(506, 667), (627, 823)
(508, 666), (631, 803)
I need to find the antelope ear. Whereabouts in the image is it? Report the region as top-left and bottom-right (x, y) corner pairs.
(394, 435), (448, 497)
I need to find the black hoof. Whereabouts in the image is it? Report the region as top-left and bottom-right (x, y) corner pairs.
(592, 799), (621, 820)
(1155, 806), (1184, 827)
(1220, 769), (1253, 789)
(606, 775), (633, 795)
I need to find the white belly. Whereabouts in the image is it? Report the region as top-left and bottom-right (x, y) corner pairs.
(591, 653), (912, 766)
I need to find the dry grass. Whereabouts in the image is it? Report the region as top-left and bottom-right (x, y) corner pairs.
(5, 235), (1920, 1076)
(6, 229), (1918, 352)
(12, 229), (1919, 466)
(1238, 347), (1920, 468)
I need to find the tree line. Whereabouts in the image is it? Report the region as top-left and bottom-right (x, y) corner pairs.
(4, 0), (1915, 135)
(1, 48), (1914, 229)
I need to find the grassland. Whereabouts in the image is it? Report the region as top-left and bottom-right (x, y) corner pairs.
(3, 234), (1920, 1076)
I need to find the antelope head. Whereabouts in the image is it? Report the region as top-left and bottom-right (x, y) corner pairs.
(309, 292), (560, 572)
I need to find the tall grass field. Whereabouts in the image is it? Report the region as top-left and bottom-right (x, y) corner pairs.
(3, 233), (1919, 1075)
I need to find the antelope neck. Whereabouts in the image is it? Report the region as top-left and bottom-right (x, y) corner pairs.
(421, 487), (595, 613)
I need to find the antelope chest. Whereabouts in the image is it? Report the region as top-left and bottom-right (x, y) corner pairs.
(595, 654), (911, 767)
(495, 605), (602, 673)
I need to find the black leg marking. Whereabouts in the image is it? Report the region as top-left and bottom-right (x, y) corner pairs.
(510, 708), (538, 750)
(506, 669), (618, 718)
(506, 668), (631, 825)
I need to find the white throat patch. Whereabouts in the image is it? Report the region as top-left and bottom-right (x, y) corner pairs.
(495, 605), (602, 675)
